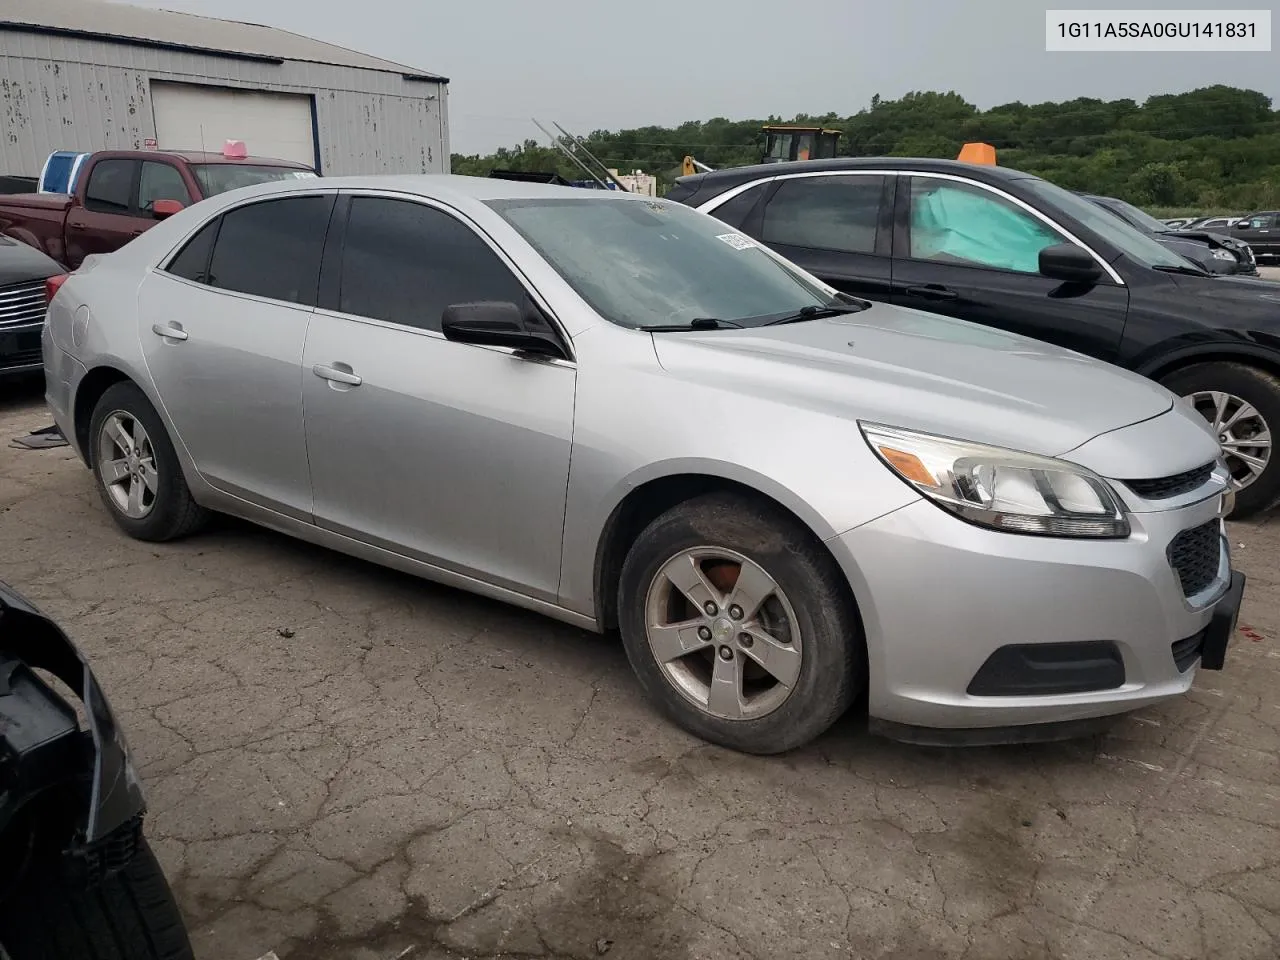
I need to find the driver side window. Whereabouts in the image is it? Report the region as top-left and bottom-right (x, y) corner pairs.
(908, 178), (1067, 274)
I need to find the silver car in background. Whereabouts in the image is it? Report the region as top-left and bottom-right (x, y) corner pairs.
(42, 176), (1244, 754)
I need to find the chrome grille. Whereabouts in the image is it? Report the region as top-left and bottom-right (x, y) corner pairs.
(1167, 520), (1222, 598)
(1124, 461), (1215, 500)
(0, 280), (46, 329)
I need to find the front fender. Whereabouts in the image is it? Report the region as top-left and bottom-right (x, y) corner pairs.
(0, 581), (144, 844)
(1134, 340), (1280, 380)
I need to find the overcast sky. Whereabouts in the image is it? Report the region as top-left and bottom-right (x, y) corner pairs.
(121, 0), (1280, 155)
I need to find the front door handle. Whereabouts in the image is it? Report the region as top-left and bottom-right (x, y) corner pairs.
(904, 284), (958, 301)
(151, 322), (188, 341)
(312, 363), (362, 386)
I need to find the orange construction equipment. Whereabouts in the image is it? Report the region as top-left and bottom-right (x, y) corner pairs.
(957, 142), (997, 165)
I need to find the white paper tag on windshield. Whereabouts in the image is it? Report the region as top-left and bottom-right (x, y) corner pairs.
(716, 233), (756, 250)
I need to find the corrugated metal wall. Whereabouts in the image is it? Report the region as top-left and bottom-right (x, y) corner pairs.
(0, 29), (448, 177)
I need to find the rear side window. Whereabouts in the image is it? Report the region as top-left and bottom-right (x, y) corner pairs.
(761, 175), (885, 254)
(83, 160), (136, 215)
(338, 197), (529, 332)
(707, 183), (768, 230)
(165, 220), (220, 283)
(207, 196), (332, 305)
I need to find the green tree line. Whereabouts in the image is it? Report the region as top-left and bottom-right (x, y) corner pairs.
(450, 85), (1280, 214)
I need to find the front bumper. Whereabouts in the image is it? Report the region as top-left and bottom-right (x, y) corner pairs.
(830, 488), (1237, 733)
(0, 320), (44, 376)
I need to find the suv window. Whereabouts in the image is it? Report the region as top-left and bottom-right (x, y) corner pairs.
(909, 178), (1066, 273)
(207, 196), (332, 305)
(339, 197), (530, 332)
(1240, 214), (1275, 229)
(139, 162), (192, 213)
(83, 159), (136, 215)
(165, 220), (220, 283)
(762, 175), (884, 254)
(709, 182), (769, 230)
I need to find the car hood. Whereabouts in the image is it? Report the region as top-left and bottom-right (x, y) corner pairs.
(651, 302), (1173, 459)
(0, 234), (65, 281)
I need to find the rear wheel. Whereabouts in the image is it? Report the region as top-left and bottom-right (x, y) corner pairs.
(88, 382), (207, 541)
(0, 837), (194, 960)
(617, 492), (862, 754)
(1161, 362), (1280, 519)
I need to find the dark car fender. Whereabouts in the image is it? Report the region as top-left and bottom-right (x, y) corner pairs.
(1133, 339), (1280, 381)
(0, 581), (144, 845)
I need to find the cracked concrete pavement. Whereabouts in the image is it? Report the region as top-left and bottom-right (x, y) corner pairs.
(2, 376), (1279, 960)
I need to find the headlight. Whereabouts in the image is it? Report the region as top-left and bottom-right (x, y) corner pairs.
(860, 423), (1130, 538)
(1212, 249), (1236, 261)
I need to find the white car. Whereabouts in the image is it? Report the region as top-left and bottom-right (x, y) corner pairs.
(41, 175), (1244, 753)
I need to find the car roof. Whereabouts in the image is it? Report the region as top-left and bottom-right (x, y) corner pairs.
(215, 173), (666, 205)
(678, 156), (1039, 187)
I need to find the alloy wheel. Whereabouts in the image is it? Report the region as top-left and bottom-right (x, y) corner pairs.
(644, 546), (802, 721)
(98, 410), (159, 519)
(1185, 390), (1272, 492)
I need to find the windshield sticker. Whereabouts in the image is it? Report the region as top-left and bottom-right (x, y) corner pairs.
(716, 233), (757, 250)
(292, 171), (319, 179)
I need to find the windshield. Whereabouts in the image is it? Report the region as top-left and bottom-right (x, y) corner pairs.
(192, 164), (318, 197)
(1105, 197), (1172, 234)
(487, 197), (836, 329)
(1021, 179), (1190, 270)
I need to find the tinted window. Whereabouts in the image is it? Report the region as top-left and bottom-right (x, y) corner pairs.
(139, 162), (192, 212)
(490, 197), (836, 330)
(909, 179), (1066, 274)
(165, 220), (219, 283)
(192, 164), (318, 197)
(83, 160), (135, 215)
(339, 197), (529, 332)
(708, 183), (768, 230)
(762, 175), (884, 254)
(207, 196), (331, 305)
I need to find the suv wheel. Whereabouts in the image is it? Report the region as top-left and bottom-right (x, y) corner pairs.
(617, 492), (862, 754)
(1161, 362), (1280, 519)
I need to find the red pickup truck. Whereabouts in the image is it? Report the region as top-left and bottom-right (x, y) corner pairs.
(0, 150), (316, 269)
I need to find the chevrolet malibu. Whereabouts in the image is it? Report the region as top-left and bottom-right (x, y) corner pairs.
(42, 176), (1244, 754)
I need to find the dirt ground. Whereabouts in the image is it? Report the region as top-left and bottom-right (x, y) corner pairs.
(2, 376), (1278, 960)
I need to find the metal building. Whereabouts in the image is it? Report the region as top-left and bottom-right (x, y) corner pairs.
(0, 0), (449, 177)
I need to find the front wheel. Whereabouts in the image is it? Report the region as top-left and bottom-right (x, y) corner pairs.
(617, 492), (862, 754)
(1161, 362), (1280, 519)
(0, 837), (194, 960)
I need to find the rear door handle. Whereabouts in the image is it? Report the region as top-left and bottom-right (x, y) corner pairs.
(904, 284), (958, 301)
(312, 363), (362, 386)
(151, 322), (188, 341)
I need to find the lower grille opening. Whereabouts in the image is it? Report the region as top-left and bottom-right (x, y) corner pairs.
(1168, 520), (1223, 598)
(967, 641), (1125, 697)
(1172, 630), (1206, 673)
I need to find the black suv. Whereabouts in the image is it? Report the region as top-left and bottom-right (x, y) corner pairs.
(669, 158), (1280, 518)
(1231, 212), (1279, 260)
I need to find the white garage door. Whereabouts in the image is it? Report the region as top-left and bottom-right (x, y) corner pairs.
(150, 82), (317, 168)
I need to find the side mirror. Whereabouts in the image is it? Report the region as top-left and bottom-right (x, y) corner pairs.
(441, 301), (566, 359)
(151, 198), (185, 219)
(1039, 243), (1102, 284)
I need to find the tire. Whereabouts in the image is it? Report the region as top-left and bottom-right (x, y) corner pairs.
(617, 492), (862, 754)
(88, 381), (207, 541)
(1160, 362), (1280, 519)
(0, 837), (194, 960)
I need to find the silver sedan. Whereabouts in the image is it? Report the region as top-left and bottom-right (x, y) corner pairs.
(41, 176), (1244, 754)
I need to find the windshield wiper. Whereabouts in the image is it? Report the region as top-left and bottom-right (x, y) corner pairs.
(638, 317), (744, 332)
(764, 302), (869, 326)
(1153, 264), (1213, 277)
